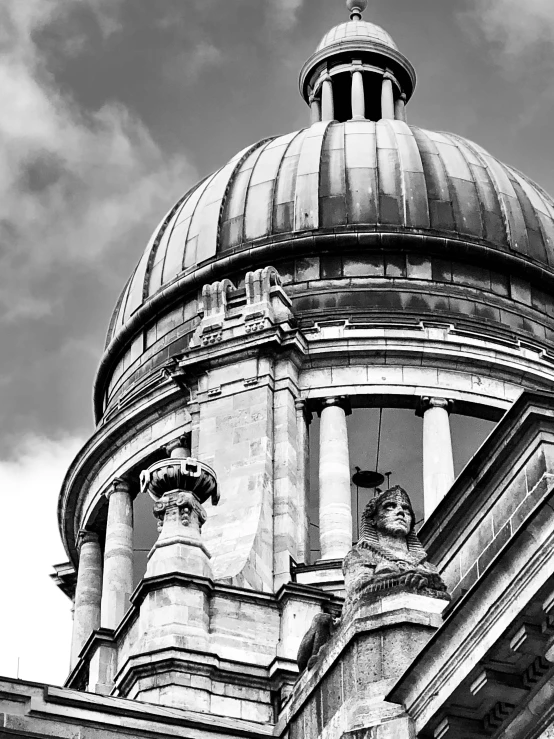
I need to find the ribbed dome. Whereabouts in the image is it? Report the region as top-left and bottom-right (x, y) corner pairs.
(316, 20), (398, 52)
(107, 119), (554, 345)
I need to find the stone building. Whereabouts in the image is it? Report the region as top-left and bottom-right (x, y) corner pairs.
(3, 1), (554, 737)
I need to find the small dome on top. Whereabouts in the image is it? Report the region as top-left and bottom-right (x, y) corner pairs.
(316, 19), (398, 52)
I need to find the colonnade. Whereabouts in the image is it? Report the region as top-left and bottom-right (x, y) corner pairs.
(310, 68), (406, 123)
(316, 396), (455, 561)
(69, 395), (455, 667)
(70, 478), (135, 669)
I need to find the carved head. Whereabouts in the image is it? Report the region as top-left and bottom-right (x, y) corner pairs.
(361, 486), (415, 539)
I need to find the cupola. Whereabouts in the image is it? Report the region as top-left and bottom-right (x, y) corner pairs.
(299, 0), (416, 123)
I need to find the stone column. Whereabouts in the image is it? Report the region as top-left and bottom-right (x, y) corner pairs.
(71, 530), (102, 668)
(296, 399), (311, 564)
(319, 397), (352, 560)
(100, 478), (134, 630)
(395, 92), (407, 122)
(309, 94), (321, 125)
(421, 397), (455, 519)
(381, 73), (395, 120)
(351, 68), (365, 120)
(321, 76), (334, 122)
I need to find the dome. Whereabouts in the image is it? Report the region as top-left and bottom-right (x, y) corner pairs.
(106, 119), (554, 347)
(316, 20), (398, 52)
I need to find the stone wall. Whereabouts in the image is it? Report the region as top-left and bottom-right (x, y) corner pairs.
(278, 592), (446, 739)
(198, 377), (275, 590)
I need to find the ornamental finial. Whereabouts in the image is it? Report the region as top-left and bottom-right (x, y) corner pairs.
(346, 0), (368, 20)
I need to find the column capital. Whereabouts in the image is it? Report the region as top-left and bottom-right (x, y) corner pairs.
(104, 477), (131, 500)
(77, 529), (99, 549)
(295, 398), (307, 412)
(416, 397), (454, 417)
(318, 396), (352, 417)
(295, 398), (313, 426)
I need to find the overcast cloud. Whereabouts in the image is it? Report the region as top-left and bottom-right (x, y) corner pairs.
(460, 0), (554, 64)
(267, 0), (306, 32)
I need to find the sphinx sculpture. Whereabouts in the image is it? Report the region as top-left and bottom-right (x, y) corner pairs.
(343, 485), (448, 611)
(296, 485), (448, 673)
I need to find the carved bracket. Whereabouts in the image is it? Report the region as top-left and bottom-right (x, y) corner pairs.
(190, 266), (294, 349)
(244, 266), (293, 326)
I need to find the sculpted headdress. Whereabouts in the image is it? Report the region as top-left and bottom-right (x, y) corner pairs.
(358, 485), (427, 559)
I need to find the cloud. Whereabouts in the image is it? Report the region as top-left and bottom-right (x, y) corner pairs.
(266, 0), (305, 32)
(459, 0), (554, 61)
(0, 0), (196, 321)
(187, 41), (225, 80)
(0, 434), (83, 685)
(168, 40), (225, 85)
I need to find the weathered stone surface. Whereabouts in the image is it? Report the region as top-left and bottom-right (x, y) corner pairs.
(279, 591), (445, 738)
(101, 479), (134, 630)
(297, 613), (335, 673)
(343, 487), (448, 612)
(199, 381), (275, 590)
(71, 531), (102, 668)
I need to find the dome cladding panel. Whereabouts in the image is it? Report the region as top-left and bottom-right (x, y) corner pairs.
(316, 20), (398, 52)
(108, 120), (554, 344)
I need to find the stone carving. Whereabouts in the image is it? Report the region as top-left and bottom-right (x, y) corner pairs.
(153, 491), (207, 532)
(244, 266), (293, 325)
(202, 278), (234, 319)
(140, 440), (219, 535)
(343, 486), (448, 610)
(297, 612), (337, 673)
(140, 456), (219, 507)
(190, 266), (294, 349)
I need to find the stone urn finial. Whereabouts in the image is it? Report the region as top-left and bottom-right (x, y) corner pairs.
(139, 443), (219, 578)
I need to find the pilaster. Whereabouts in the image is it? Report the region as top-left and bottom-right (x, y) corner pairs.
(184, 266), (302, 591)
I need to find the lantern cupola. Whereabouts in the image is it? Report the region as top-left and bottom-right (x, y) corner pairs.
(299, 0), (416, 124)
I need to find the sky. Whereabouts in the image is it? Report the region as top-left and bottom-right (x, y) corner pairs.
(0, 0), (553, 687)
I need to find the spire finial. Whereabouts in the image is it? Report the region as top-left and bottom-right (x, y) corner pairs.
(346, 0), (368, 20)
